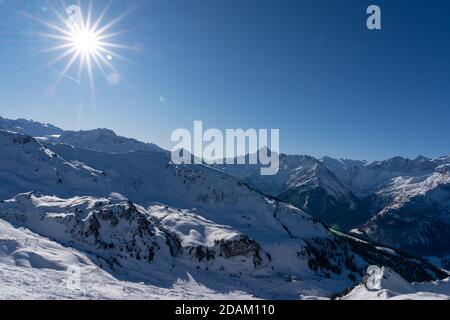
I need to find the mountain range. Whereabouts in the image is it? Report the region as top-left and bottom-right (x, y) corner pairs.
(219, 148), (450, 266)
(0, 115), (449, 300)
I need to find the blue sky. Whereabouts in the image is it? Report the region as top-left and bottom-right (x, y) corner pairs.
(0, 0), (449, 160)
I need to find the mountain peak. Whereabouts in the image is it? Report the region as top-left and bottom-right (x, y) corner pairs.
(415, 155), (430, 162)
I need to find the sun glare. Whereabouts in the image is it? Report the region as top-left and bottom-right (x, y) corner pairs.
(70, 29), (101, 55)
(24, 1), (136, 90)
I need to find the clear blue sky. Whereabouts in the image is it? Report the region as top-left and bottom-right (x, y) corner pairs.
(0, 0), (449, 160)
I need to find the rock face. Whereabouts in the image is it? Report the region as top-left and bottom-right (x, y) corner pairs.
(150, 204), (263, 267)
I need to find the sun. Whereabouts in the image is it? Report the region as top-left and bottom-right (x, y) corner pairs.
(24, 1), (136, 90)
(70, 29), (101, 55)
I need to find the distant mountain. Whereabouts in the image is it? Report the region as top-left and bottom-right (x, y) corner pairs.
(320, 155), (446, 199)
(321, 155), (450, 261)
(46, 128), (165, 154)
(219, 152), (450, 263)
(358, 164), (450, 258)
(0, 116), (64, 137)
(0, 116), (165, 154)
(218, 154), (370, 231)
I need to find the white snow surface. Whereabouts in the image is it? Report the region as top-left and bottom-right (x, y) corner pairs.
(0, 192), (358, 299)
(341, 267), (450, 300)
(0, 218), (253, 300)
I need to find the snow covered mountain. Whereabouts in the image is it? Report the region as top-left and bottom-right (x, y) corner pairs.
(217, 150), (450, 269)
(321, 155), (449, 200)
(45, 128), (164, 154)
(1, 115), (449, 300)
(0, 116), (64, 137)
(0, 130), (109, 201)
(0, 116), (165, 154)
(321, 156), (450, 260)
(218, 154), (370, 231)
(358, 168), (450, 258)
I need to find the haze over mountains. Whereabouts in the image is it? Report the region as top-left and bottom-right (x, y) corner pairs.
(0, 115), (449, 300)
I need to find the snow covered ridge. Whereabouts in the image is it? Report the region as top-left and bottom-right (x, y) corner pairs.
(0, 116), (164, 154)
(44, 128), (164, 154)
(0, 116), (65, 137)
(0, 130), (109, 201)
(0, 193), (264, 272)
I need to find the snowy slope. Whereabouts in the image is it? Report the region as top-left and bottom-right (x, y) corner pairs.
(340, 267), (450, 300)
(0, 218), (254, 300)
(0, 131), (109, 200)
